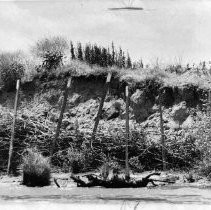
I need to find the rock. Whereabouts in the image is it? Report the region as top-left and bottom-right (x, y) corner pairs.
(182, 115), (195, 129)
(106, 99), (124, 120)
(166, 120), (180, 130)
(69, 93), (82, 106)
(107, 111), (120, 120)
(130, 89), (154, 122)
(171, 101), (189, 125)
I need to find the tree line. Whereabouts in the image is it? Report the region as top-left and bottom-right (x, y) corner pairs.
(0, 37), (135, 91)
(70, 42), (132, 69)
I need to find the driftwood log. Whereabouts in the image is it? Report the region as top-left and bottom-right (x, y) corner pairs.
(68, 172), (175, 188)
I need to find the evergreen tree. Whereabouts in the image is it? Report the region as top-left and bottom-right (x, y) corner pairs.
(111, 42), (115, 66)
(71, 41), (130, 69)
(77, 42), (83, 61)
(140, 59), (144, 68)
(94, 45), (101, 65)
(122, 52), (126, 68)
(107, 48), (113, 67)
(118, 47), (123, 68)
(70, 41), (76, 60)
(126, 53), (132, 68)
(32, 36), (68, 72)
(101, 47), (108, 67)
(89, 45), (95, 65)
(84, 44), (91, 63)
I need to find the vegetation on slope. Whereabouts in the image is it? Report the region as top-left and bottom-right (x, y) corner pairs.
(1, 36), (211, 179)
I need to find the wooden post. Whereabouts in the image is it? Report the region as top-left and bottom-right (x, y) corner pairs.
(159, 89), (166, 171)
(125, 85), (130, 180)
(91, 72), (112, 148)
(208, 90), (211, 116)
(7, 79), (20, 175)
(50, 78), (72, 158)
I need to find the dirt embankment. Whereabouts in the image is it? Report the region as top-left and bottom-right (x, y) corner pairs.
(0, 73), (209, 173)
(0, 73), (207, 121)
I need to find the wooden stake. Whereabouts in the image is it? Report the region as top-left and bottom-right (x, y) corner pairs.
(50, 78), (72, 158)
(208, 90), (211, 116)
(125, 85), (130, 180)
(159, 89), (166, 171)
(7, 79), (20, 175)
(91, 72), (112, 148)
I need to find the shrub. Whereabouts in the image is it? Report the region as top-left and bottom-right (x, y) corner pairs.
(32, 36), (68, 72)
(186, 111), (211, 177)
(99, 159), (122, 180)
(198, 158), (211, 180)
(22, 148), (51, 187)
(129, 156), (144, 172)
(42, 51), (63, 71)
(0, 52), (25, 90)
(66, 148), (86, 173)
(64, 143), (102, 173)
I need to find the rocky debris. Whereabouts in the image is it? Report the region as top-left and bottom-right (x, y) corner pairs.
(182, 115), (195, 129)
(106, 100), (124, 120)
(139, 102), (198, 145)
(68, 93), (82, 106)
(107, 111), (120, 121)
(166, 120), (180, 130)
(130, 89), (154, 122)
(171, 101), (189, 125)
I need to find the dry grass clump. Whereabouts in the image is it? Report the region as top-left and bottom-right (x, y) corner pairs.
(22, 148), (51, 187)
(192, 112), (211, 179)
(198, 159), (211, 180)
(119, 67), (167, 85)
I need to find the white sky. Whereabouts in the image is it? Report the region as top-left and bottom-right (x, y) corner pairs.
(0, 0), (211, 64)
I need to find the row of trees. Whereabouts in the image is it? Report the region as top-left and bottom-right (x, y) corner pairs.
(70, 42), (132, 68)
(32, 37), (133, 70)
(0, 37), (135, 90)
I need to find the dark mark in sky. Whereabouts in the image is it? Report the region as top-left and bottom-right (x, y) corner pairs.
(108, 7), (143, 11)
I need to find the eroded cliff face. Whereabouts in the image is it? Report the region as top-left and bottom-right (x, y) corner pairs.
(0, 74), (208, 125)
(0, 74), (208, 171)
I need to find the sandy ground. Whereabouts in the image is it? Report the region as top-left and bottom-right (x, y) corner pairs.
(0, 172), (211, 210)
(0, 202), (211, 210)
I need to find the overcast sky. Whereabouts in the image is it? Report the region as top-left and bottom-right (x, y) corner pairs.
(0, 0), (211, 64)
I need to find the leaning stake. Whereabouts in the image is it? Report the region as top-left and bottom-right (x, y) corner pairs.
(50, 78), (72, 158)
(7, 79), (20, 175)
(159, 89), (166, 171)
(125, 85), (130, 180)
(92, 72), (112, 148)
(208, 90), (211, 116)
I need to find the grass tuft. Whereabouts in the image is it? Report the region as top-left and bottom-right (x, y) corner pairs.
(22, 148), (51, 187)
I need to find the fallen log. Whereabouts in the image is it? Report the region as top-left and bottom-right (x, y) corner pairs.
(69, 172), (174, 188)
